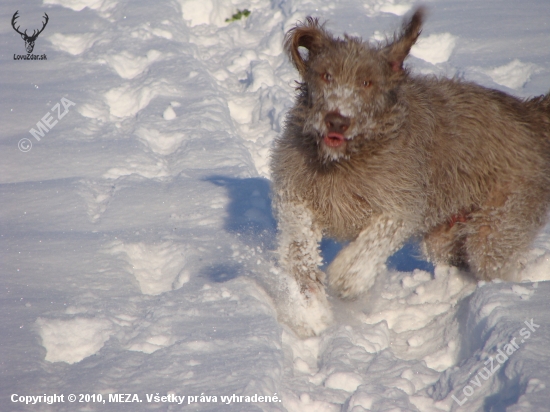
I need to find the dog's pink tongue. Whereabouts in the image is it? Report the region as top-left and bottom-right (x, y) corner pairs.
(324, 132), (345, 147)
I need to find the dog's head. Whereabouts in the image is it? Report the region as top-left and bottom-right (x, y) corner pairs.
(285, 8), (424, 163)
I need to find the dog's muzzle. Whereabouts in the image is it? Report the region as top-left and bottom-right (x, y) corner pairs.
(323, 112), (351, 148)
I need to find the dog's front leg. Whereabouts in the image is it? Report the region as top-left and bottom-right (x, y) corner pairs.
(273, 198), (334, 336)
(329, 215), (410, 299)
(274, 199), (325, 296)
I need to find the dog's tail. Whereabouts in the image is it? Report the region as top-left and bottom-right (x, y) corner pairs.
(543, 92), (550, 114)
(540, 93), (550, 127)
(527, 92), (550, 119)
(532, 92), (550, 140)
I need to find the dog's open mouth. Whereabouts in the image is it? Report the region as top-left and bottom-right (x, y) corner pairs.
(324, 132), (346, 147)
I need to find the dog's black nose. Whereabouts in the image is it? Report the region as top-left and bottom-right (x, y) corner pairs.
(324, 112), (351, 133)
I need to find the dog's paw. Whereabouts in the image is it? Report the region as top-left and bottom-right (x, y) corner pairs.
(328, 268), (364, 299)
(292, 284), (333, 337)
(278, 272), (333, 337)
(328, 249), (377, 299)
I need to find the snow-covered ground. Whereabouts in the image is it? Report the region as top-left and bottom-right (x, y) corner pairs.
(1, 0), (550, 410)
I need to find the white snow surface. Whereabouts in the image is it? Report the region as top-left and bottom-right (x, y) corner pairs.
(2, 0), (550, 411)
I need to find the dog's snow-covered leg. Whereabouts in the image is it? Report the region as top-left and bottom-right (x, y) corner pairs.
(275, 198), (325, 294)
(329, 215), (411, 299)
(273, 196), (333, 336)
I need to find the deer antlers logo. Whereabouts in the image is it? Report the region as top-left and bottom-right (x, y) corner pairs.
(12, 11), (49, 54)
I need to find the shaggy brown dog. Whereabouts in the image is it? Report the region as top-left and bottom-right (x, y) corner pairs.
(270, 8), (550, 334)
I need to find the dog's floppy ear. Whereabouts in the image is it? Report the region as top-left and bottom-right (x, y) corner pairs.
(384, 7), (425, 73)
(285, 17), (326, 76)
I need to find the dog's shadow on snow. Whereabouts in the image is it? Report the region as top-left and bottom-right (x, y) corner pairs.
(387, 240), (434, 273)
(203, 175), (276, 283)
(205, 175), (276, 243)
(203, 175), (433, 281)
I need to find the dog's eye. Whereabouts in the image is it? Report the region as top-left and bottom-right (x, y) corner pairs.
(363, 80), (372, 88)
(321, 72), (332, 83)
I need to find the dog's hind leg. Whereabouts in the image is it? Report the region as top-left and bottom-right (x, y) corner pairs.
(422, 217), (469, 270)
(328, 215), (412, 299)
(464, 183), (548, 281)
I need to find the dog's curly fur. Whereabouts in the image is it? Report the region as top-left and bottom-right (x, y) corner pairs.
(270, 8), (550, 335)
